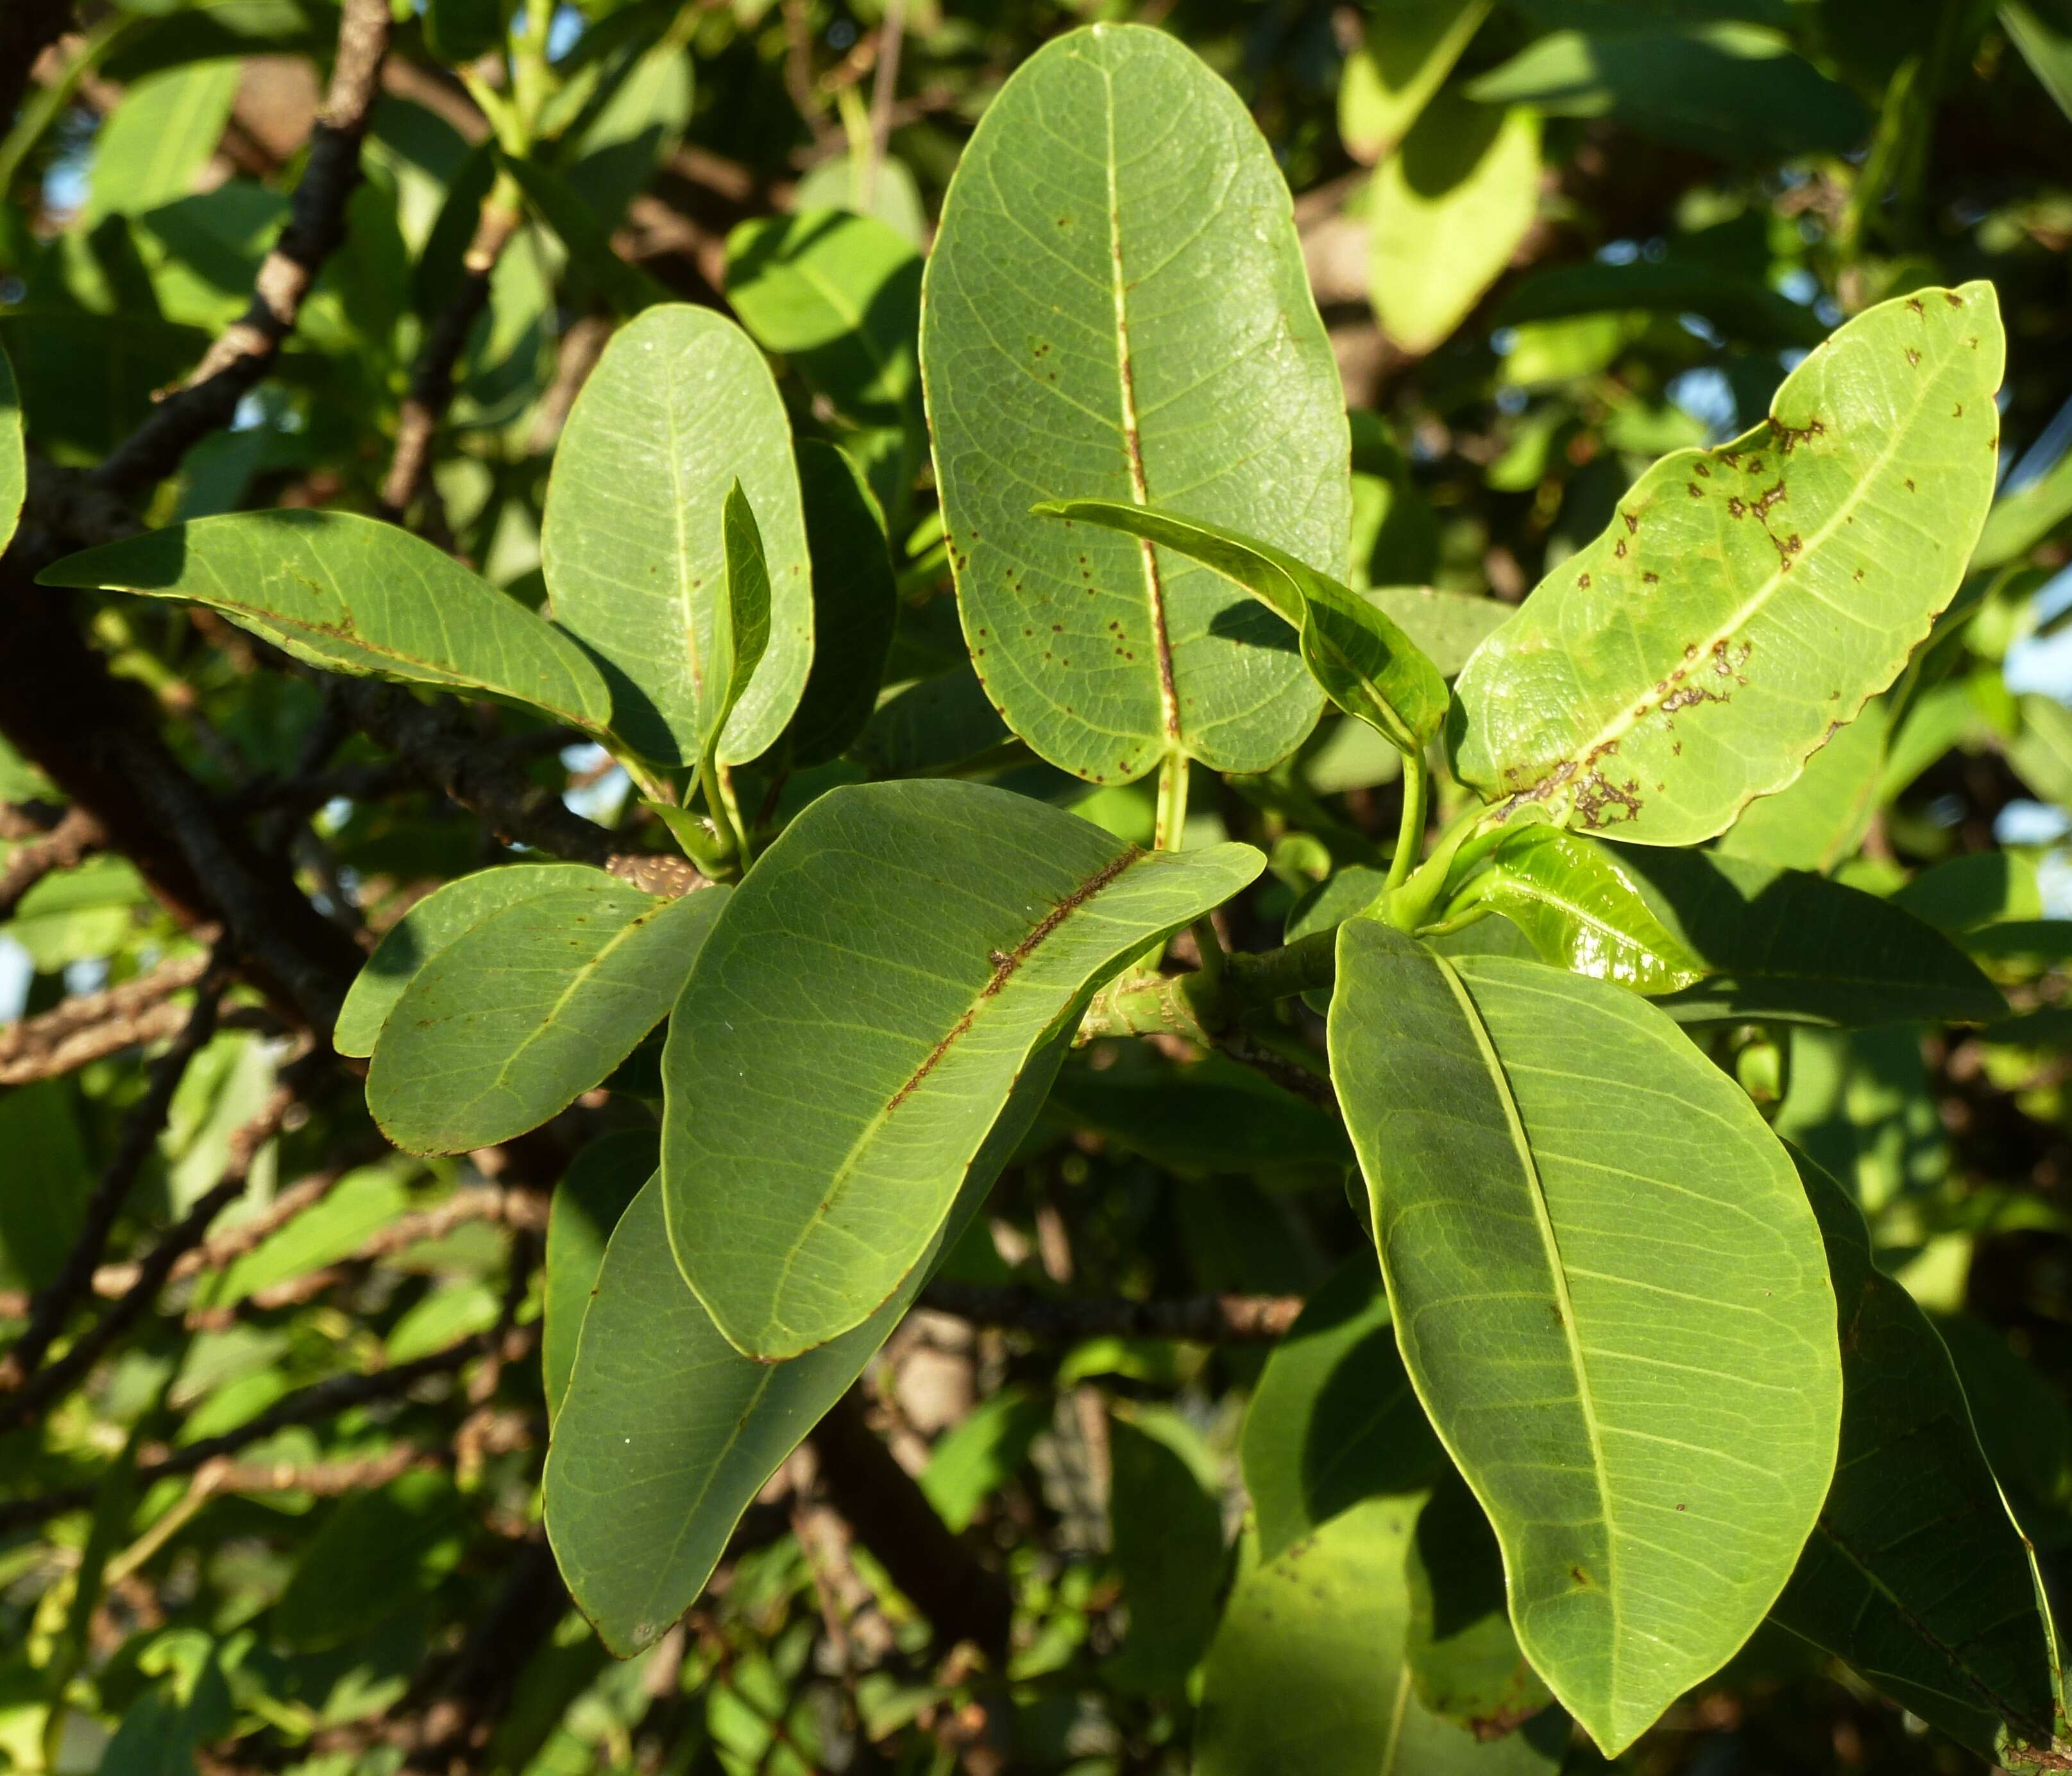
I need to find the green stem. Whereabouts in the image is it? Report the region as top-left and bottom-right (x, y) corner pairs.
(1384, 748), (1429, 893)
(715, 763), (755, 868)
(1076, 929), (1337, 1044)
(1154, 752), (1190, 851)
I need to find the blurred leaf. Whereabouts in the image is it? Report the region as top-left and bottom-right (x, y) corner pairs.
(83, 60), (242, 225)
(0, 1083), (87, 1291)
(1361, 587), (1511, 679)
(543, 1129), (656, 1423)
(1495, 258), (1824, 349)
(1107, 1412), (1227, 1693)
(0, 339), (20, 559)
(2004, 2), (2072, 126)
(424, 0), (503, 64)
(1338, 0), (1491, 163)
(1895, 849), (2047, 933)
(1715, 702), (1889, 873)
(1046, 1053), (1350, 1174)
(500, 151), (670, 319)
(202, 1165), (411, 1308)
(1407, 1469), (1556, 1736)
(920, 1385), (1050, 1532)
(385, 1278), (499, 1362)
(275, 1469), (467, 1650)
(793, 154), (928, 250)
(779, 441), (898, 768)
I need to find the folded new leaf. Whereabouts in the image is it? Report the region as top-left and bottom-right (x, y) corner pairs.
(1036, 498), (1449, 756)
(663, 779), (1263, 1360)
(1329, 918), (1841, 1754)
(39, 511), (611, 731)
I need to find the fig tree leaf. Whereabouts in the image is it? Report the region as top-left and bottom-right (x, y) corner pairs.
(663, 779), (1262, 1360)
(39, 512), (613, 731)
(546, 1045), (1061, 1656)
(779, 441), (897, 767)
(1328, 919), (1842, 1755)
(920, 22), (1348, 785)
(368, 881), (727, 1155)
(724, 208), (922, 424)
(1450, 282), (2004, 845)
(0, 339), (20, 560)
(543, 1129), (656, 1424)
(1337, 0), (1491, 162)
(1196, 1500), (1570, 1776)
(335, 863), (607, 1059)
(1771, 1149), (2064, 1764)
(541, 304), (811, 768)
(1240, 1255), (1444, 1560)
(1035, 498), (1448, 754)
(1370, 97), (1541, 357)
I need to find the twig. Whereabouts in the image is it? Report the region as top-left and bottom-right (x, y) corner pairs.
(865, 0), (907, 206)
(91, 0), (395, 500)
(919, 1282), (1306, 1345)
(0, 950), (217, 1085)
(0, 803), (106, 920)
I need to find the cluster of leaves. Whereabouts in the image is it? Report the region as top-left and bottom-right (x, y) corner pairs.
(10, 2), (2072, 1775)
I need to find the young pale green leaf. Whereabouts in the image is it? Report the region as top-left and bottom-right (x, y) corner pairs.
(541, 304), (811, 768)
(546, 1051), (1058, 1656)
(82, 60), (241, 223)
(1035, 498), (1448, 754)
(1445, 825), (1707, 993)
(1196, 1500), (1569, 1776)
(1240, 1255), (1443, 1560)
(724, 209), (921, 423)
(543, 1130), (656, 1425)
(777, 442), (898, 767)
(693, 482), (773, 788)
(1617, 849), (2005, 1027)
(368, 882), (727, 1155)
(921, 23), (1348, 785)
(663, 779), (1262, 1360)
(1771, 1150), (2064, 1763)
(1337, 0), (1491, 162)
(1451, 282), (2005, 844)
(1329, 920), (1841, 1755)
(334, 863), (606, 1058)
(0, 339), (20, 559)
(1370, 97), (1541, 357)
(38, 512), (613, 731)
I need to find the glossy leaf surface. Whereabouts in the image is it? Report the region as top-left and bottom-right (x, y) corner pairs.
(41, 512), (612, 730)
(543, 1130), (656, 1423)
(368, 882), (727, 1155)
(1035, 498), (1447, 753)
(1451, 283), (2004, 844)
(1329, 920), (1840, 1753)
(664, 780), (1261, 1358)
(921, 23), (1348, 784)
(541, 305), (811, 767)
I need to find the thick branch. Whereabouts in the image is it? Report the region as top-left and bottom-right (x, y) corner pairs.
(921, 1282), (1305, 1345)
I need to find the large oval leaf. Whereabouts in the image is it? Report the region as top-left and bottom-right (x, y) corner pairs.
(40, 512), (612, 730)
(1450, 282), (2004, 844)
(1328, 919), (1841, 1754)
(664, 779), (1262, 1360)
(368, 881), (727, 1154)
(1772, 1150), (2064, 1764)
(541, 304), (811, 767)
(920, 22), (1348, 784)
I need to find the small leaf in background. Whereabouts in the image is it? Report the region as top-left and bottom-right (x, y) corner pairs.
(543, 1129), (658, 1423)
(40, 512), (613, 731)
(2003, 1), (2072, 128)
(1451, 283), (2004, 845)
(1339, 0), (1492, 162)
(920, 1385), (1050, 1532)
(725, 209), (922, 423)
(1241, 1255), (1444, 1560)
(778, 441), (898, 767)
(1329, 919), (1841, 1754)
(423, 0), (502, 63)
(1036, 498), (1448, 754)
(792, 153), (929, 248)
(368, 881), (727, 1155)
(82, 59), (242, 224)
(1107, 1412), (1227, 1693)
(1771, 1151), (2062, 1764)
(850, 663), (1008, 778)
(1046, 1053), (1349, 1177)
(1369, 97), (1541, 357)
(500, 151), (670, 319)
(663, 781), (1261, 1359)
(0, 338), (21, 558)
(335, 863), (607, 1058)
(1466, 24), (1869, 162)
(274, 1469), (466, 1650)
(922, 22), (1348, 784)
(1494, 256), (1826, 351)
(1362, 585), (1511, 679)
(541, 304), (811, 768)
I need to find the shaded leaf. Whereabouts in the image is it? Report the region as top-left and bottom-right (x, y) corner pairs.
(1338, 0), (1491, 162)
(544, 1130), (656, 1423)
(1108, 1413), (1227, 1693)
(1450, 283), (2004, 844)
(1046, 1053), (1349, 1175)
(780, 441), (896, 767)
(83, 60), (241, 224)
(1495, 257), (1824, 350)
(501, 150), (670, 319)
(663, 780), (1261, 1358)
(275, 1469), (466, 1650)
(1329, 920), (1841, 1753)
(1362, 586), (1511, 679)
(691, 482), (773, 793)
(1715, 701), (1888, 873)
(1408, 1469), (1556, 1737)
(851, 662), (1008, 777)
(921, 23), (1348, 784)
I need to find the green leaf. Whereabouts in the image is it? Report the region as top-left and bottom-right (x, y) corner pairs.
(541, 304), (812, 768)
(1363, 586), (1512, 680)
(1196, 1500), (1569, 1776)
(919, 1385), (1051, 1532)
(1466, 24), (1869, 162)
(921, 22), (1349, 784)
(543, 1130), (656, 1424)
(1338, 0), (1491, 162)
(83, 60), (242, 224)
(1714, 702), (1889, 873)
(725, 209), (922, 424)
(500, 150), (671, 319)
(1370, 97), (1541, 357)
(275, 1469), (466, 1650)
(1046, 1053), (1349, 1176)
(0, 338), (21, 560)
(1493, 257), (1825, 350)
(1107, 1412), (1228, 1693)
(1771, 1149), (2064, 1763)
(367, 881), (728, 1155)
(1450, 282), (2005, 844)
(1328, 919), (1842, 1754)
(851, 664), (1008, 777)
(1241, 1255), (1444, 1561)
(40, 512), (612, 731)
(1445, 825), (1708, 993)
(1035, 498), (1448, 754)
(424, 0), (503, 63)
(779, 441), (898, 767)
(692, 482), (774, 792)
(663, 780), (1262, 1359)
(2005, 2), (2072, 129)
(546, 1047), (1059, 1655)
(335, 863), (607, 1058)
(204, 1165), (411, 1310)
